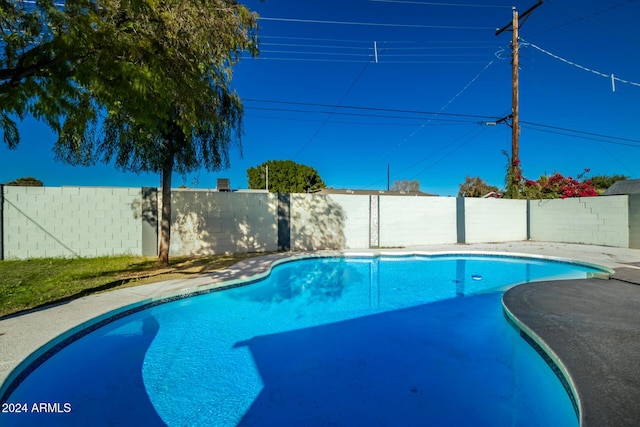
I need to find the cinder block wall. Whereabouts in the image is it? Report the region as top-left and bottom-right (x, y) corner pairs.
(464, 198), (527, 243)
(378, 196), (457, 246)
(529, 196), (630, 247)
(3, 186), (142, 258)
(3, 188), (637, 259)
(168, 190), (278, 256)
(290, 194), (370, 250)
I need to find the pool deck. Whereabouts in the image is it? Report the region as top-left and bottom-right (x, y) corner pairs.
(1, 241), (640, 426)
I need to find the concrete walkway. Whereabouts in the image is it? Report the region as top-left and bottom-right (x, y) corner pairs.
(1, 242), (639, 425)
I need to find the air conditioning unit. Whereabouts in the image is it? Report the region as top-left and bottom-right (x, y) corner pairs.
(217, 178), (231, 192)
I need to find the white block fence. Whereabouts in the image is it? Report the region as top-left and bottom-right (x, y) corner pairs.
(1, 185), (638, 259)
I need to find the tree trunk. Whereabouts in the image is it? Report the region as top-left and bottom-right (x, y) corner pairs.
(158, 155), (174, 266)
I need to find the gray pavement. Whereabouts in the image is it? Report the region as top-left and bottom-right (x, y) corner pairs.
(503, 271), (640, 427)
(1, 241), (640, 425)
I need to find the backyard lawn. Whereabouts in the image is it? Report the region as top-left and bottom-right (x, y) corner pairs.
(0, 253), (271, 318)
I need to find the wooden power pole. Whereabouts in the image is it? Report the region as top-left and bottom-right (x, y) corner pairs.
(496, 1), (543, 197)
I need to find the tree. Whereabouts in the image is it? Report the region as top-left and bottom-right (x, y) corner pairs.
(457, 176), (499, 197)
(391, 179), (420, 192)
(590, 174), (628, 193)
(5, 176), (43, 186)
(247, 160), (326, 193)
(2, 1), (259, 265)
(1, 0), (134, 147)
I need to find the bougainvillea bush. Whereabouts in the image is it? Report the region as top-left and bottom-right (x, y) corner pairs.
(522, 170), (599, 199)
(503, 152), (598, 199)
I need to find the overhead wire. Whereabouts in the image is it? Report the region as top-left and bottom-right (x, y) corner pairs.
(243, 99), (500, 120)
(527, 0), (640, 46)
(520, 121), (640, 147)
(522, 40), (640, 89)
(369, 0), (511, 8)
(245, 106), (485, 125)
(388, 127), (482, 180)
(246, 113), (471, 127)
(291, 61), (373, 159)
(409, 127), (488, 179)
(253, 33), (502, 64)
(259, 16), (494, 30)
(255, 3), (639, 188)
(521, 125), (640, 150)
(357, 58), (497, 186)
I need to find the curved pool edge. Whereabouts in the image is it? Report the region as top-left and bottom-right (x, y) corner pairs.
(0, 243), (629, 407)
(501, 299), (582, 425)
(502, 277), (640, 427)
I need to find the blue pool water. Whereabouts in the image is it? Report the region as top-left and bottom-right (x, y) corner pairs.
(1, 255), (604, 426)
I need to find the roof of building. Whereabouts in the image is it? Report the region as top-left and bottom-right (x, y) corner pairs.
(602, 179), (640, 195)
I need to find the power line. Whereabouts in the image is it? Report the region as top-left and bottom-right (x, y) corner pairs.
(523, 40), (640, 89)
(245, 106), (483, 124)
(524, 0), (633, 37)
(259, 16), (494, 30)
(249, 57), (490, 64)
(527, 0), (640, 46)
(244, 100), (640, 147)
(520, 121), (640, 146)
(353, 58), (496, 184)
(369, 0), (511, 8)
(262, 35), (505, 45)
(521, 125), (640, 149)
(263, 42), (495, 50)
(260, 35), (374, 44)
(243, 99), (500, 120)
(261, 42), (370, 50)
(247, 113), (471, 127)
(292, 62), (372, 159)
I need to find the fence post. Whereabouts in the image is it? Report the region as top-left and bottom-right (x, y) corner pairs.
(456, 196), (466, 244)
(526, 199), (531, 240)
(277, 193), (291, 251)
(370, 195), (379, 248)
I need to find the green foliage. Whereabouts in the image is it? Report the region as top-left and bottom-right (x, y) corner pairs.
(502, 151), (522, 199)
(457, 176), (499, 197)
(1, 0), (259, 171)
(501, 151), (598, 199)
(521, 172), (598, 199)
(1, 0), (260, 265)
(391, 179), (420, 192)
(1, 0), (105, 147)
(0, 252), (270, 318)
(247, 160), (326, 193)
(590, 174), (628, 192)
(51, 1), (260, 175)
(5, 176), (43, 186)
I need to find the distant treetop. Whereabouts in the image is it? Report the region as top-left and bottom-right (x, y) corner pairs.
(6, 177), (44, 186)
(247, 160), (326, 193)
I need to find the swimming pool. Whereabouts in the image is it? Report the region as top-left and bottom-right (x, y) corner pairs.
(1, 254), (606, 426)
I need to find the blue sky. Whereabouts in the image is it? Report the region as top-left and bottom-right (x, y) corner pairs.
(2, 0), (639, 196)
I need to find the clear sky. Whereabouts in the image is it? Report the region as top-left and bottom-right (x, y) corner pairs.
(2, 0), (639, 196)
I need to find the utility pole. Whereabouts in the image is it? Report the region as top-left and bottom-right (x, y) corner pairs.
(265, 165), (269, 192)
(496, 0), (543, 197)
(387, 163), (390, 191)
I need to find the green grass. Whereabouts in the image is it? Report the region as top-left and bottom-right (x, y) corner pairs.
(0, 253), (272, 318)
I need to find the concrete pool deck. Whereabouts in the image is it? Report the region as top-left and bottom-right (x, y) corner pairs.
(1, 241), (639, 426)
